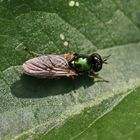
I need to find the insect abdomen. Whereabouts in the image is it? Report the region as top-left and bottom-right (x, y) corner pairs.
(22, 55), (77, 78)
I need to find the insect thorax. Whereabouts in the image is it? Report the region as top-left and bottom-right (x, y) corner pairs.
(69, 54), (91, 73)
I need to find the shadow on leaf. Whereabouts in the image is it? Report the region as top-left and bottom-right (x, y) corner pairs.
(11, 74), (95, 98)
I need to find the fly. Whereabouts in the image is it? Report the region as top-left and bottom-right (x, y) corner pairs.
(22, 48), (110, 82)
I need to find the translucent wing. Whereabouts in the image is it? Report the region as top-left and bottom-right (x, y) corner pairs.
(22, 55), (77, 78)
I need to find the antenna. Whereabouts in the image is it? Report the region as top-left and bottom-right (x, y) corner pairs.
(102, 54), (111, 64)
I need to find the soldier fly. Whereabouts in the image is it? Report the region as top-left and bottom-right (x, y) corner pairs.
(22, 48), (110, 82)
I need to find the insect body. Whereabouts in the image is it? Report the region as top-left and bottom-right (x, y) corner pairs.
(69, 53), (104, 73)
(22, 49), (109, 82)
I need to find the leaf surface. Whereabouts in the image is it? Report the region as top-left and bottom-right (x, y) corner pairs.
(0, 0), (140, 139)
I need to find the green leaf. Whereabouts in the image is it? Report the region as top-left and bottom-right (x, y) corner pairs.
(39, 86), (140, 140)
(0, 0), (140, 139)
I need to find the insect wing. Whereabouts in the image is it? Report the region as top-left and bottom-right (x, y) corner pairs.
(22, 55), (77, 78)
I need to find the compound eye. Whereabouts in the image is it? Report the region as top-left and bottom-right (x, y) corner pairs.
(90, 53), (103, 72)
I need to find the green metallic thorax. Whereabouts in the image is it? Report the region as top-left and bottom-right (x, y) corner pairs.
(69, 54), (92, 73)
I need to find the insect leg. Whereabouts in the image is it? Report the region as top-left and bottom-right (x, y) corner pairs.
(24, 47), (40, 57)
(71, 76), (77, 93)
(88, 73), (109, 83)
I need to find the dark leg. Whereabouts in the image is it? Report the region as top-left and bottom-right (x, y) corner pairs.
(24, 47), (40, 57)
(69, 75), (76, 93)
(88, 73), (109, 83)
